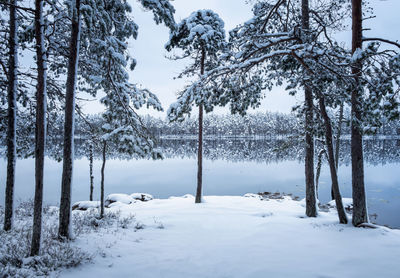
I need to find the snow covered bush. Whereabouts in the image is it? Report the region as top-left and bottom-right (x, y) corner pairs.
(72, 209), (135, 235)
(0, 200), (136, 277)
(0, 202), (91, 277)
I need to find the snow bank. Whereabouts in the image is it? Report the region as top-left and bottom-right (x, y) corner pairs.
(62, 195), (400, 278)
(327, 197), (353, 210)
(130, 193), (153, 202)
(243, 193), (262, 200)
(105, 194), (135, 207)
(72, 201), (100, 211)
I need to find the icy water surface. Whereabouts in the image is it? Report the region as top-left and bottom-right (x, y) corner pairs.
(1, 138), (399, 228)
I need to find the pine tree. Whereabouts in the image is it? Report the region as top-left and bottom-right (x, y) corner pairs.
(175, 0), (358, 221)
(58, 0), (175, 237)
(166, 10), (227, 203)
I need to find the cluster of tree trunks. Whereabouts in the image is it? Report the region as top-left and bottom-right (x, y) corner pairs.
(1, 0), (374, 259)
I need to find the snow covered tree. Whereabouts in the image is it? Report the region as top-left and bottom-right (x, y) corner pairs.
(166, 9), (226, 203)
(58, 0), (175, 238)
(170, 0), (361, 221)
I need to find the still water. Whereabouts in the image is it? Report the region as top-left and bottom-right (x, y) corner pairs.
(1, 138), (399, 228)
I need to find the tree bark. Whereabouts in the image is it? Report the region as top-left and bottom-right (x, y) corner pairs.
(4, 0), (18, 232)
(30, 0), (47, 256)
(351, 0), (368, 226)
(89, 144), (94, 201)
(100, 141), (106, 218)
(332, 102), (344, 200)
(335, 103), (344, 171)
(315, 148), (326, 199)
(319, 97), (348, 224)
(59, 0), (81, 239)
(195, 48), (206, 204)
(302, 0), (317, 217)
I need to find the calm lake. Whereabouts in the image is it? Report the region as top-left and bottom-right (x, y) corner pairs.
(1, 138), (399, 228)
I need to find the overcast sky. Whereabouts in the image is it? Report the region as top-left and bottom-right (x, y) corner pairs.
(82, 0), (400, 119)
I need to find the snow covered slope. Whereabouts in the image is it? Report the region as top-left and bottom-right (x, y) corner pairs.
(61, 195), (400, 278)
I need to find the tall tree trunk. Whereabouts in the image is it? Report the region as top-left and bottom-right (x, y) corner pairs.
(30, 0), (47, 256)
(195, 48), (205, 204)
(59, 0), (81, 239)
(4, 0), (18, 232)
(89, 143), (94, 201)
(302, 0), (317, 217)
(100, 141), (106, 218)
(319, 97), (348, 224)
(351, 0), (368, 226)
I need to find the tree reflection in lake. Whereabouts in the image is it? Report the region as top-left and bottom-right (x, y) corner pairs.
(158, 138), (400, 166)
(1, 138), (399, 228)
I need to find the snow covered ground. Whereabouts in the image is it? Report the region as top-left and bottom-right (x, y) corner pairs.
(61, 195), (400, 278)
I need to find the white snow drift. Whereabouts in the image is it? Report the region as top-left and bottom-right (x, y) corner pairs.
(62, 195), (400, 278)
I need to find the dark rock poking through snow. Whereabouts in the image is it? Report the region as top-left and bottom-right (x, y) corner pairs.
(72, 193), (154, 210)
(257, 192), (301, 201)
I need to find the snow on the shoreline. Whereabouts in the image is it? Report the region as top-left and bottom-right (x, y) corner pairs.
(130, 193), (153, 201)
(328, 197), (353, 210)
(104, 193), (136, 207)
(62, 195), (400, 278)
(72, 201), (100, 211)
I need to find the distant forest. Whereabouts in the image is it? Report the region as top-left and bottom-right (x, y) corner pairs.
(135, 112), (400, 138)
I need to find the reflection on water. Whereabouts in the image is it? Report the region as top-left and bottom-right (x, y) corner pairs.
(158, 138), (400, 165)
(0, 138), (399, 228)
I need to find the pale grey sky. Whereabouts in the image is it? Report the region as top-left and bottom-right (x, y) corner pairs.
(81, 0), (400, 118)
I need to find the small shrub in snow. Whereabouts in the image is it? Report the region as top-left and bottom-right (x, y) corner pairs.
(73, 209), (133, 235)
(117, 214), (135, 229)
(134, 222), (145, 231)
(1, 200), (138, 277)
(153, 218), (165, 229)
